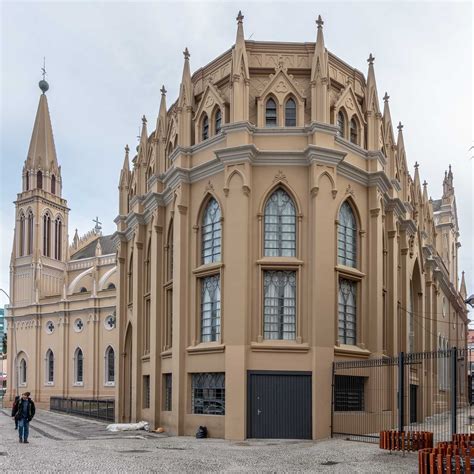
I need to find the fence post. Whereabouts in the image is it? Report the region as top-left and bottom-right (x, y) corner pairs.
(398, 352), (405, 433)
(451, 346), (457, 435)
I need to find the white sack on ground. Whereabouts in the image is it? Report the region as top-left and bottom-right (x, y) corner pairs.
(106, 421), (149, 432)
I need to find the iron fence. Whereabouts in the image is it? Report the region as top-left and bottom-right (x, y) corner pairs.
(332, 348), (472, 444)
(50, 397), (115, 422)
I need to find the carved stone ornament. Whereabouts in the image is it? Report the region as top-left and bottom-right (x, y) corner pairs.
(205, 95), (215, 108)
(345, 184), (355, 197)
(273, 170), (288, 183)
(205, 180), (214, 193)
(345, 97), (354, 110)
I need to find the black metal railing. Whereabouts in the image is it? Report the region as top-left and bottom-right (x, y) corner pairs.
(332, 348), (472, 444)
(50, 397), (115, 422)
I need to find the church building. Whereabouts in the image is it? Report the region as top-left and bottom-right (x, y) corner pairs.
(6, 77), (118, 408)
(113, 13), (468, 440)
(6, 12), (468, 441)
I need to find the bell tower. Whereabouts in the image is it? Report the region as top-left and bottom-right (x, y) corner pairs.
(10, 70), (69, 305)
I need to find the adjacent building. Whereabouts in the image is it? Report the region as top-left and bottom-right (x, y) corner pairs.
(6, 79), (117, 408)
(113, 13), (468, 440)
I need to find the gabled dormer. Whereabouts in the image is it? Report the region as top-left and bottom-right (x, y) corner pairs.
(333, 83), (365, 147)
(194, 81), (227, 143)
(256, 59), (306, 127)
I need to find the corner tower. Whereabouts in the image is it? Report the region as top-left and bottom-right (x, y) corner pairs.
(11, 76), (69, 305)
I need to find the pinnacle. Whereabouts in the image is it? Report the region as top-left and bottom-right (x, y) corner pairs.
(183, 47), (190, 60)
(316, 14), (324, 28)
(367, 53), (375, 65)
(236, 10), (244, 23)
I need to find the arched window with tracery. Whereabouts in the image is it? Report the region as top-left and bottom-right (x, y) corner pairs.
(164, 220), (173, 349)
(264, 188), (296, 257)
(337, 111), (345, 137)
(337, 201), (357, 267)
(202, 114), (209, 141)
(202, 198), (221, 264)
(19, 211), (25, 256)
(128, 252), (133, 304)
(215, 108), (222, 134)
(285, 97), (296, 127)
(350, 118), (358, 144)
(27, 211), (34, 255)
(51, 175), (56, 195)
(265, 98), (277, 127)
(46, 349), (54, 383)
(54, 217), (62, 260)
(105, 346), (115, 384)
(43, 212), (51, 257)
(74, 348), (84, 384)
(37, 170), (43, 189)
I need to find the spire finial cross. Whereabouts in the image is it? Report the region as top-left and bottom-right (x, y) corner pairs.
(397, 121), (403, 131)
(316, 15), (324, 28)
(142, 115), (147, 125)
(125, 144), (130, 155)
(383, 92), (390, 103)
(415, 161), (419, 169)
(183, 47), (190, 60)
(237, 10), (244, 23)
(160, 85), (167, 95)
(423, 180), (428, 188)
(367, 53), (375, 65)
(93, 217), (102, 232)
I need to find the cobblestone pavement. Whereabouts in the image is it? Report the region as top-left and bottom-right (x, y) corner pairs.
(0, 409), (417, 473)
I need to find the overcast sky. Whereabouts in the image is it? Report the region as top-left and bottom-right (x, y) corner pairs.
(0, 1), (472, 308)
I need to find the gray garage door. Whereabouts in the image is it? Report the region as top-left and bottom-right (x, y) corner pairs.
(247, 371), (312, 439)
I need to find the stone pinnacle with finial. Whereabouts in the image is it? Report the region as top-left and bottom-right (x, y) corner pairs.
(316, 15), (324, 28)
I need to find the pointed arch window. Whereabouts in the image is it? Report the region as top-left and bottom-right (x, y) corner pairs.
(165, 221), (173, 350)
(338, 278), (357, 345)
(263, 270), (296, 340)
(337, 111), (345, 137)
(201, 275), (221, 342)
(74, 348), (84, 384)
(264, 188), (296, 257)
(202, 198), (221, 264)
(37, 170), (43, 189)
(27, 211), (34, 255)
(46, 349), (54, 383)
(350, 118), (358, 144)
(54, 217), (62, 260)
(105, 346), (115, 384)
(265, 98), (277, 127)
(19, 212), (25, 257)
(43, 212), (51, 257)
(51, 175), (56, 195)
(202, 114), (209, 141)
(19, 357), (27, 385)
(145, 239), (151, 294)
(337, 201), (357, 267)
(408, 281), (415, 353)
(285, 98), (296, 127)
(215, 109), (222, 134)
(128, 252), (133, 304)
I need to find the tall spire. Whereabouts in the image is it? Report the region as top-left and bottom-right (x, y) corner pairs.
(311, 14), (329, 122)
(365, 53), (382, 150)
(26, 90), (58, 172)
(460, 271), (467, 300)
(382, 92), (394, 143)
(178, 48), (193, 108)
(156, 85), (167, 139)
(119, 144), (130, 188)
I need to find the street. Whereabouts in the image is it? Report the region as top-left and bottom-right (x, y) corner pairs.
(0, 409), (417, 472)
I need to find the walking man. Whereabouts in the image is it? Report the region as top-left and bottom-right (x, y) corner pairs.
(15, 392), (35, 443)
(11, 395), (20, 430)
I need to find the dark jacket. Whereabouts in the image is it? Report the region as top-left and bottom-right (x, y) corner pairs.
(14, 398), (35, 422)
(11, 396), (20, 417)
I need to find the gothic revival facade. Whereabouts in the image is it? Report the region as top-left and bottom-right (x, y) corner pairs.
(113, 13), (468, 440)
(6, 84), (118, 408)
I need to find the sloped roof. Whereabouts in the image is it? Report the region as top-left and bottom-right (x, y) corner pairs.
(70, 235), (116, 260)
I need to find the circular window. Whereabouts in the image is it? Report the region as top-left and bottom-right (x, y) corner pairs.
(105, 314), (116, 330)
(74, 318), (84, 332)
(45, 320), (55, 334)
